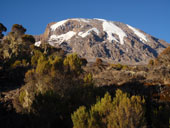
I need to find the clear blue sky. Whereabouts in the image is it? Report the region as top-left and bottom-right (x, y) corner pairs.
(1, 0), (170, 43)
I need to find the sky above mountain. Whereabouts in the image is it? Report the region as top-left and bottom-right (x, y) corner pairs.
(1, 0), (170, 43)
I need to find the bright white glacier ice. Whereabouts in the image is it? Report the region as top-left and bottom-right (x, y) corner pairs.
(94, 18), (106, 22)
(49, 31), (76, 45)
(71, 18), (90, 23)
(103, 21), (127, 44)
(50, 20), (68, 31)
(101, 20), (127, 45)
(127, 25), (147, 42)
(35, 41), (41, 47)
(78, 28), (100, 38)
(51, 18), (90, 31)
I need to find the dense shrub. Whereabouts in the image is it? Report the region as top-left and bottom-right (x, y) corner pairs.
(83, 73), (93, 87)
(11, 24), (26, 36)
(11, 60), (22, 68)
(35, 55), (50, 74)
(31, 50), (43, 67)
(72, 89), (146, 128)
(110, 63), (129, 70)
(63, 53), (83, 74)
(0, 24), (34, 66)
(21, 34), (35, 44)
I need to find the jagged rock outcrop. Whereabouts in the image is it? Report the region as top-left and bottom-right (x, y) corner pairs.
(35, 18), (169, 64)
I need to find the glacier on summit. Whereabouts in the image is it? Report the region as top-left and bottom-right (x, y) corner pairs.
(34, 18), (169, 64)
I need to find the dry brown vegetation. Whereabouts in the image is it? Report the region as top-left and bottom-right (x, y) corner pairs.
(0, 23), (169, 128)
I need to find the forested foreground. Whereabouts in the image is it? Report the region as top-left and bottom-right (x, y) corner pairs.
(0, 23), (170, 128)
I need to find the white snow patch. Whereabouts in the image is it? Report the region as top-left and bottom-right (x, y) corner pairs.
(49, 31), (76, 45)
(127, 25), (147, 42)
(50, 19), (90, 31)
(94, 18), (106, 22)
(71, 18), (90, 23)
(35, 41), (41, 47)
(102, 21), (127, 45)
(78, 28), (100, 38)
(50, 20), (68, 31)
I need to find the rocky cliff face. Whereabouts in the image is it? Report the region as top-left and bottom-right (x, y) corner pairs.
(35, 18), (169, 64)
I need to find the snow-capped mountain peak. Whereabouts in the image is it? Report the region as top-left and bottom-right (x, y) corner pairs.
(35, 18), (169, 64)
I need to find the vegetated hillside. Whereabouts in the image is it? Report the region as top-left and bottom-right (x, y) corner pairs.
(35, 18), (169, 65)
(0, 23), (169, 128)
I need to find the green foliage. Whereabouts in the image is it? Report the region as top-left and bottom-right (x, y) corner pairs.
(22, 59), (27, 66)
(88, 92), (113, 128)
(108, 90), (146, 128)
(49, 55), (63, 76)
(63, 53), (83, 74)
(19, 90), (27, 104)
(35, 55), (50, 74)
(0, 24), (34, 66)
(110, 63), (130, 70)
(11, 59), (28, 68)
(84, 73), (93, 86)
(71, 106), (89, 128)
(49, 55), (63, 66)
(25, 69), (35, 79)
(11, 60), (22, 68)
(31, 50), (43, 67)
(110, 63), (123, 70)
(72, 89), (146, 128)
(33, 51), (63, 76)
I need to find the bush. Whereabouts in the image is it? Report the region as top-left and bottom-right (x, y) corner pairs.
(63, 53), (82, 74)
(19, 90), (27, 104)
(21, 34), (35, 44)
(31, 50), (43, 67)
(83, 73), (93, 87)
(25, 69), (35, 80)
(11, 60), (22, 68)
(49, 55), (63, 76)
(36, 56), (50, 74)
(11, 24), (26, 36)
(110, 63), (123, 70)
(72, 89), (146, 128)
(18, 89), (32, 110)
(71, 106), (89, 128)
